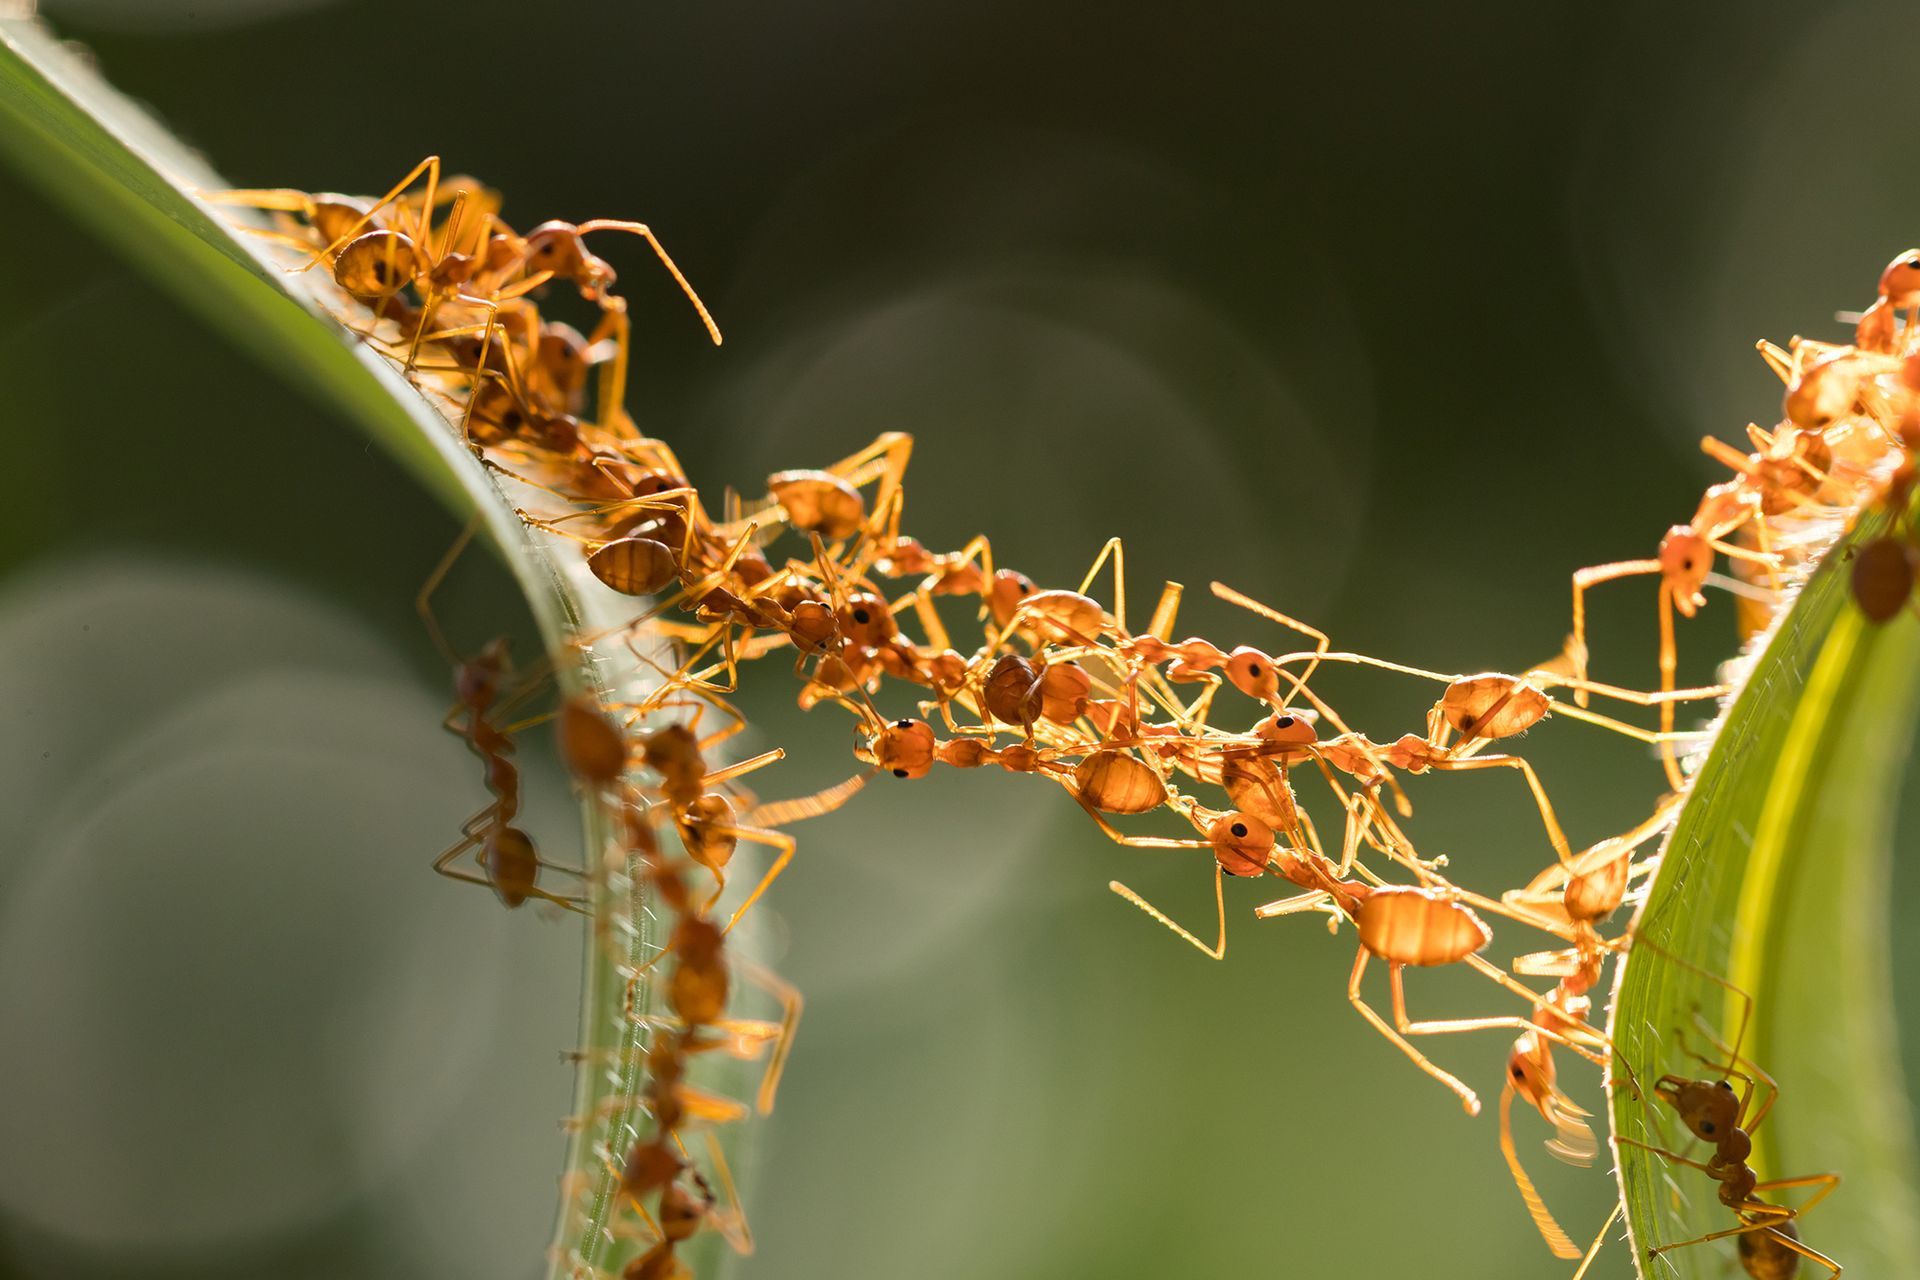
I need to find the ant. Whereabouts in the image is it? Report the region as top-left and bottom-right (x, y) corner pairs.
(1618, 999), (1841, 1279)
(1250, 807), (1607, 1117)
(417, 525), (587, 911)
(1493, 798), (1680, 1257)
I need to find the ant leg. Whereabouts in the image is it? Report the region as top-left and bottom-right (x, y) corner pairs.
(416, 516), (485, 663)
(717, 828), (795, 936)
(1532, 673), (1729, 709)
(1423, 754), (1573, 865)
(742, 772), (870, 827)
(229, 224), (330, 255)
(1076, 536), (1128, 634)
(1614, 1135), (1717, 1176)
(1499, 1085), (1581, 1259)
(1348, 951), (1481, 1115)
(1626, 933), (1757, 1088)
(677, 1084), (752, 1127)
(1648, 1217), (1798, 1263)
(1146, 580), (1184, 641)
(737, 960), (803, 1115)
(1251, 889), (1341, 933)
(1568, 557), (1661, 707)
(701, 748), (786, 790)
(199, 186), (315, 213)
(575, 220), (723, 346)
(1108, 862), (1227, 959)
(1068, 792), (1210, 850)
(432, 817), (490, 883)
(1655, 582), (1685, 790)
(698, 1130), (755, 1255)
(1569, 1203), (1622, 1280)
(1210, 581), (1332, 696)
(589, 301), (631, 429)
(1751, 1172), (1840, 1216)
(1389, 964), (1602, 1067)
(1683, 1007), (1778, 1133)
(828, 432), (916, 540)
(1754, 1229), (1842, 1280)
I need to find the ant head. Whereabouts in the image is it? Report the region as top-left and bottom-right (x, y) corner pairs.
(838, 591), (898, 649)
(870, 718), (937, 779)
(523, 221), (592, 283)
(786, 599), (839, 654)
(1880, 248), (1920, 307)
(1505, 1033), (1555, 1106)
(1660, 1076), (1740, 1142)
(333, 229), (420, 300)
(1225, 646), (1281, 701)
(987, 569), (1037, 628)
(1209, 810), (1275, 877)
(1255, 707), (1319, 749)
(1656, 526), (1712, 610)
(457, 639), (512, 705)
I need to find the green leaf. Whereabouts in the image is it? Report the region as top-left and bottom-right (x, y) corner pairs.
(1610, 508), (1920, 1278)
(0, 18), (727, 1279)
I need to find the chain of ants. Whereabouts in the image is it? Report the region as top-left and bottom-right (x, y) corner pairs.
(210, 164), (1920, 1279)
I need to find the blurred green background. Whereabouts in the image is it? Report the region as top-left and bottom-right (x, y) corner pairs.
(3, 1), (1919, 1277)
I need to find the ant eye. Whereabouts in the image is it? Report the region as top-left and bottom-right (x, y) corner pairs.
(1276, 716), (1294, 728)
(1701, 1122), (1715, 1134)
(895, 719), (913, 729)
(1230, 823), (1248, 838)
(1512, 1064), (1525, 1080)
(853, 609), (872, 624)
(892, 768), (909, 778)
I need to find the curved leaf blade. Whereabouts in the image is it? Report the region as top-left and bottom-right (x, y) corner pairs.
(0, 20), (734, 1279)
(1611, 511), (1920, 1278)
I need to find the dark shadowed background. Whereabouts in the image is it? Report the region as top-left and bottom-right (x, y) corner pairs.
(3, 1), (1919, 1277)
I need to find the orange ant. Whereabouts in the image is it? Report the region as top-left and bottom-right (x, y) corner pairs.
(1251, 815), (1606, 1117)
(1493, 798), (1680, 1257)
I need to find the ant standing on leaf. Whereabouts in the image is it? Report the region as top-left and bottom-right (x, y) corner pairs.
(1616, 968), (1842, 1279)
(417, 523), (590, 912)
